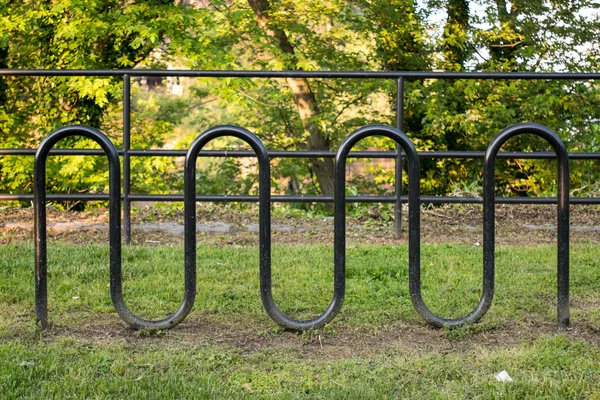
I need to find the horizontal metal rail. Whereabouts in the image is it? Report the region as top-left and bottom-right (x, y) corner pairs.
(6, 148), (596, 206)
(2, 193), (600, 204)
(2, 69), (600, 80)
(3, 148), (600, 159)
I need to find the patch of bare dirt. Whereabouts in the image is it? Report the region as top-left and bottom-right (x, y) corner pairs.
(2, 204), (600, 246)
(39, 313), (600, 358)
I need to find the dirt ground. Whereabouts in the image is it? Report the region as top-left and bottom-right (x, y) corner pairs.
(2, 203), (600, 246)
(22, 312), (596, 358)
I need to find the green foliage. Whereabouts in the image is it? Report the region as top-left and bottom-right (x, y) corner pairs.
(0, 0), (191, 207)
(1, 0), (600, 207)
(415, 0), (600, 197)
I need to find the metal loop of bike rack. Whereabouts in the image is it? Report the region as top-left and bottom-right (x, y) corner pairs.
(408, 122), (570, 328)
(187, 125), (345, 331)
(34, 125), (195, 330)
(484, 123), (570, 329)
(336, 125), (417, 329)
(33, 122), (570, 331)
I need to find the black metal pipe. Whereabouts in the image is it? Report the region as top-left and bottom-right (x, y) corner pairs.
(33, 125), (195, 330)
(4, 148), (600, 159)
(184, 126), (271, 330)
(22, 122), (578, 332)
(123, 74), (132, 244)
(7, 193), (600, 204)
(395, 77), (405, 239)
(483, 123), (570, 329)
(2, 69), (600, 80)
(337, 125), (420, 329)
(186, 126), (345, 331)
(33, 125), (123, 329)
(408, 123), (571, 329)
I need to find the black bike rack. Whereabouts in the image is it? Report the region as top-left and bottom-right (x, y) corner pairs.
(32, 122), (572, 331)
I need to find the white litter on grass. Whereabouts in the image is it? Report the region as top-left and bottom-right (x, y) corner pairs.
(20, 361), (36, 367)
(72, 296), (79, 300)
(495, 370), (513, 382)
(475, 241), (480, 247)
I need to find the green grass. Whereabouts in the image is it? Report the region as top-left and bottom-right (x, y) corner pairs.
(2, 242), (600, 398)
(2, 335), (600, 399)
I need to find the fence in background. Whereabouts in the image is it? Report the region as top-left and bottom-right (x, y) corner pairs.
(2, 70), (600, 242)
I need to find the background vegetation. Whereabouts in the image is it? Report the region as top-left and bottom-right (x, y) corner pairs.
(1, 0), (599, 211)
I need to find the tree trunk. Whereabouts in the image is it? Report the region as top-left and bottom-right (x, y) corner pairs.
(247, 0), (335, 196)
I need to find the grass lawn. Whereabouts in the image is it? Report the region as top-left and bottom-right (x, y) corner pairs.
(2, 242), (600, 398)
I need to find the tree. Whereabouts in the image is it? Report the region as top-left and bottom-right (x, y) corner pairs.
(246, 0), (335, 196)
(174, 0), (430, 200)
(418, 0), (600, 196)
(2, 0), (600, 207)
(0, 0), (188, 203)
(443, 0), (470, 71)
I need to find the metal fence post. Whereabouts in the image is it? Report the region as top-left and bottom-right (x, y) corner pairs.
(394, 77), (405, 239)
(123, 74), (132, 244)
